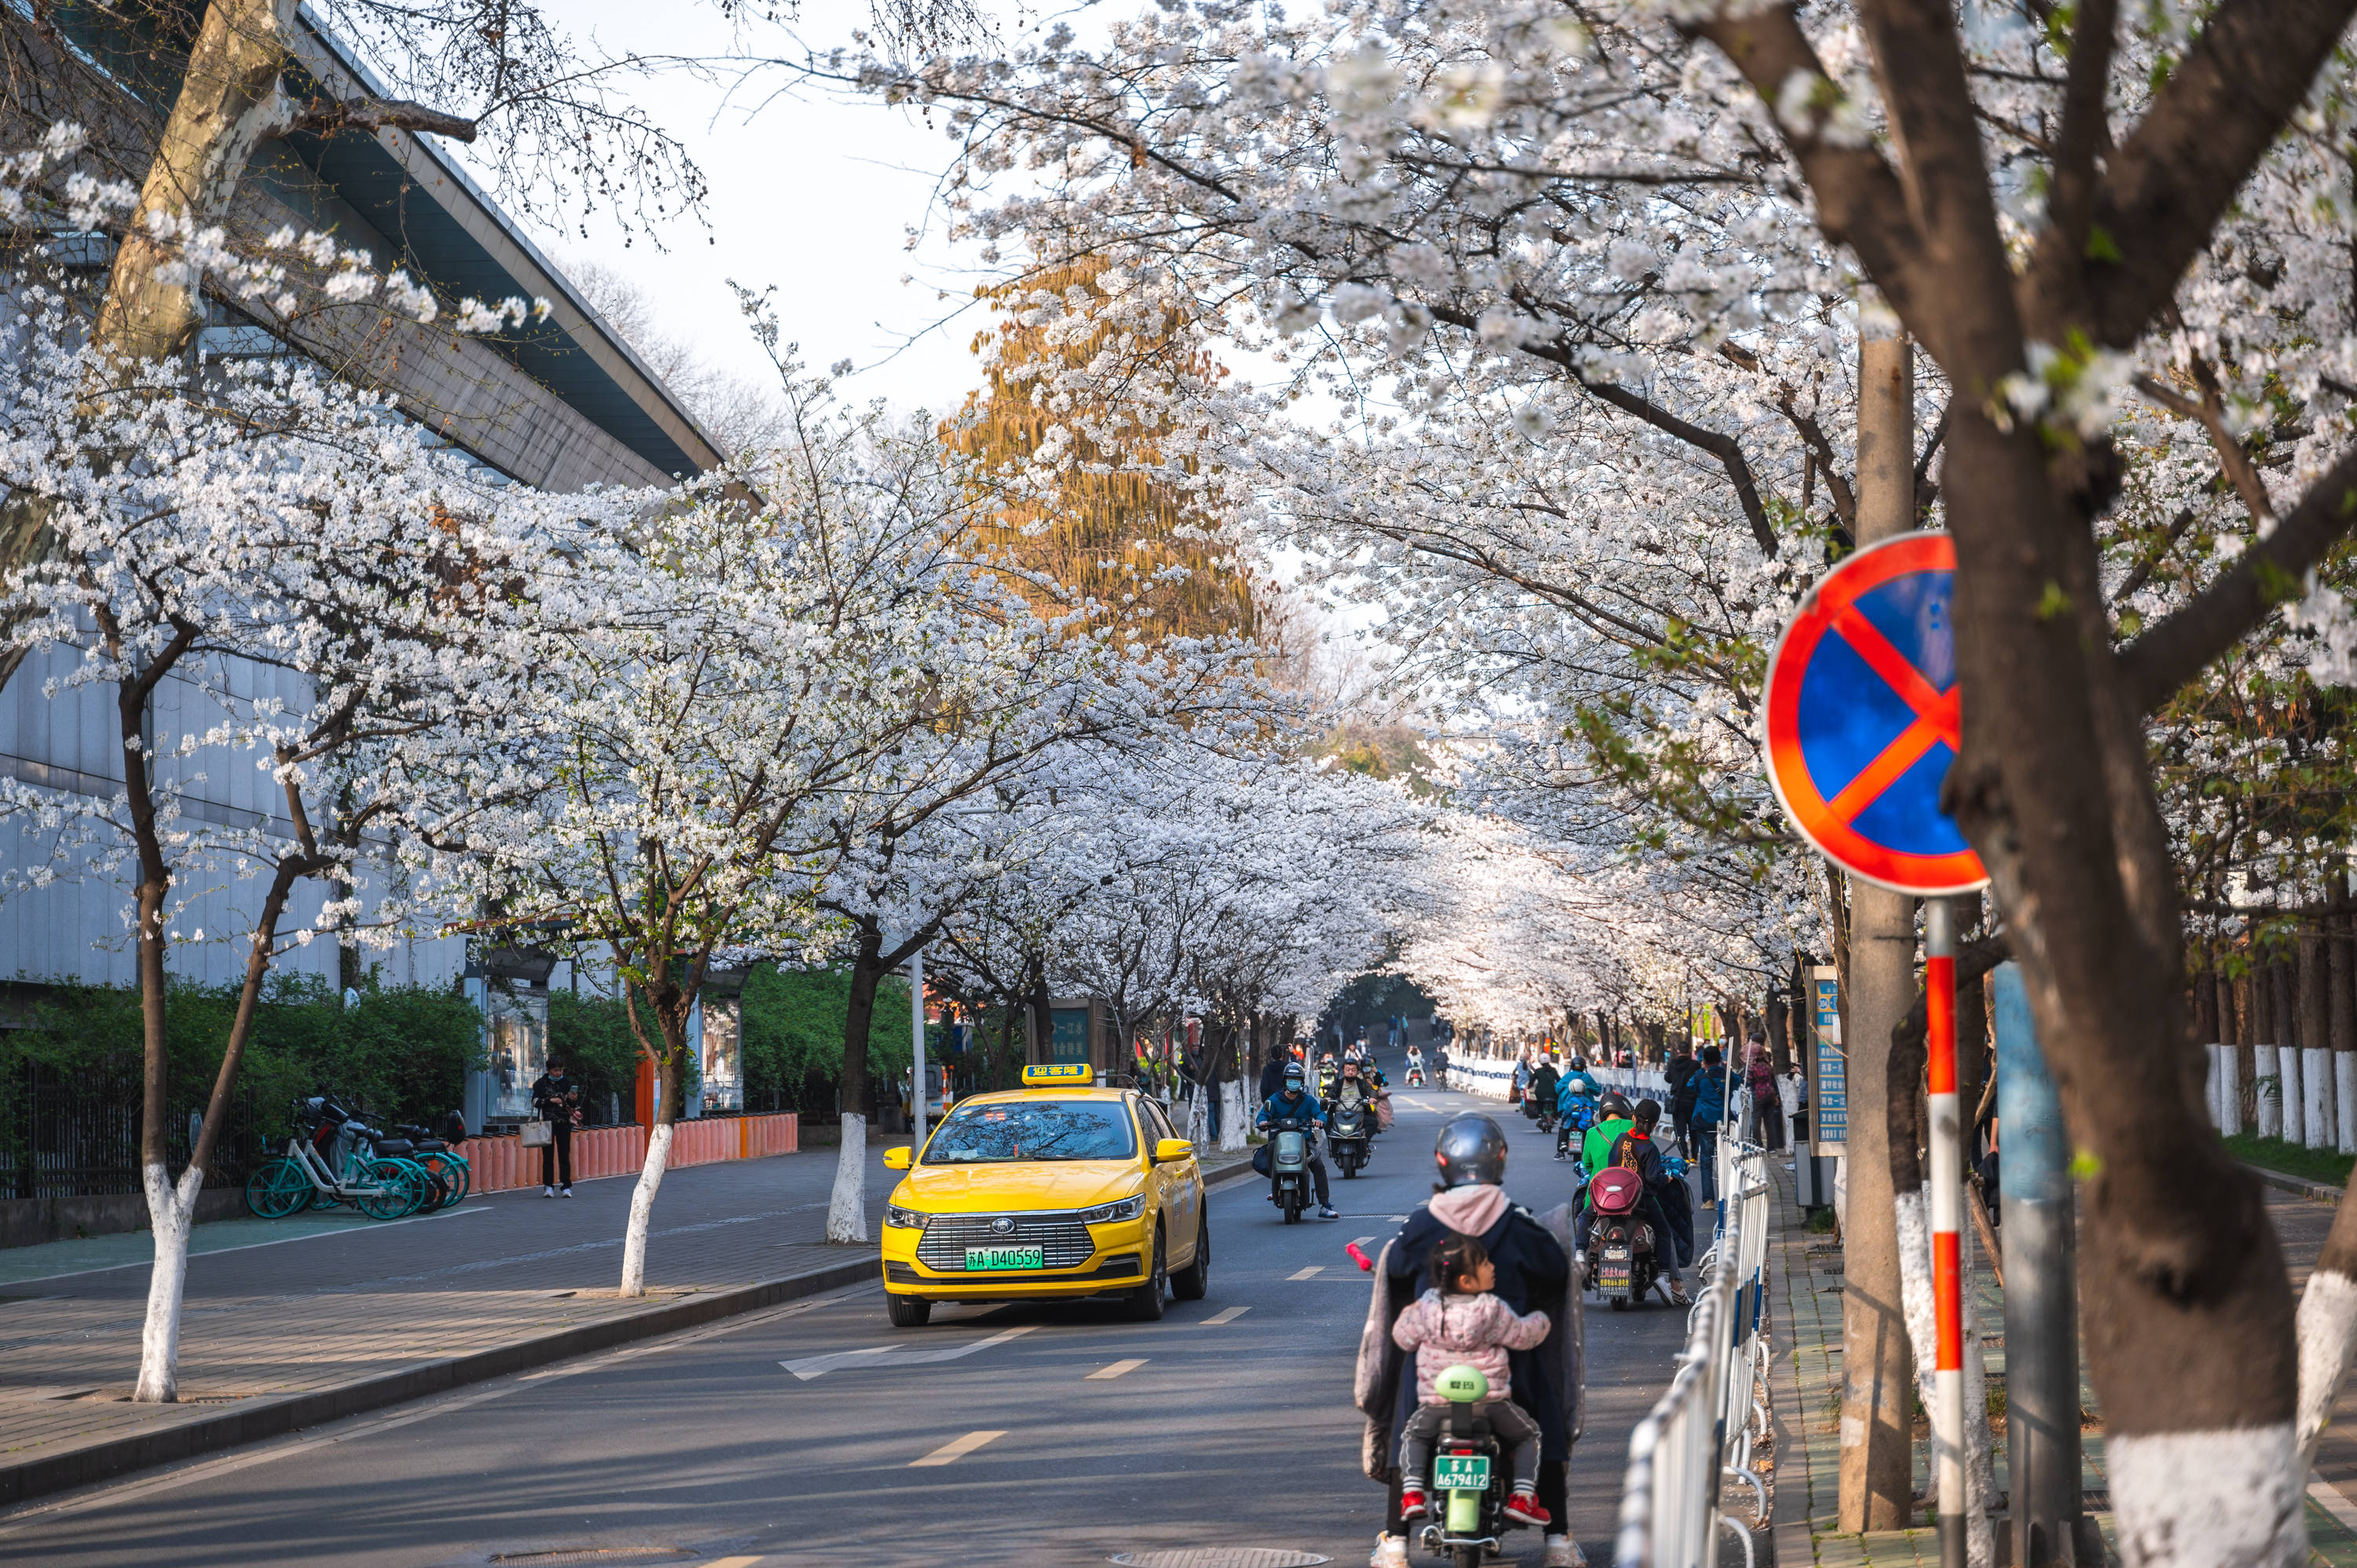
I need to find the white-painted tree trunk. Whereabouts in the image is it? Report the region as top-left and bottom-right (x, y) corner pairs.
(2205, 1044), (2223, 1129)
(2257, 1046), (2282, 1138)
(2110, 1425), (2306, 1567)
(133, 1160), (205, 1402)
(618, 1123), (673, 1298)
(2338, 1055), (2357, 1156)
(826, 1112), (868, 1243)
(2219, 1045), (2244, 1137)
(2308, 1048), (2336, 1152)
(1186, 1086), (1208, 1147)
(2298, 1269), (2357, 1472)
(2284, 1047), (2307, 1146)
(1219, 1080), (1247, 1152)
(1894, 1189), (1996, 1568)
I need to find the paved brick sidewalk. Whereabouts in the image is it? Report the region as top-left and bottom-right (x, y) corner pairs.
(0, 1140), (897, 1488)
(1765, 1164), (2357, 1566)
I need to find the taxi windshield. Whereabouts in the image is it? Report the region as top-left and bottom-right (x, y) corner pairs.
(922, 1101), (1137, 1163)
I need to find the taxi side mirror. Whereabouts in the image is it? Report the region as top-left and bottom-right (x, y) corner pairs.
(883, 1146), (913, 1171)
(1153, 1138), (1195, 1165)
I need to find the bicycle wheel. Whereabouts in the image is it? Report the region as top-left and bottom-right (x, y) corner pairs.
(244, 1159), (311, 1219)
(415, 1151), (469, 1210)
(355, 1159), (423, 1219)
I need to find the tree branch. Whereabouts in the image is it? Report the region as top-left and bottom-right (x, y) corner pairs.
(282, 94), (478, 143)
(2117, 441), (2357, 713)
(2069, 0), (2357, 346)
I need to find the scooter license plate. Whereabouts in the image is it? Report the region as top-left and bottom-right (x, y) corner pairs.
(965, 1246), (1045, 1269)
(1432, 1453), (1490, 1490)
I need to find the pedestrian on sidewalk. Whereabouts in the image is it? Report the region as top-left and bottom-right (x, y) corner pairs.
(1747, 1039), (1785, 1152)
(532, 1058), (582, 1196)
(1664, 1042), (1699, 1150)
(1690, 1046), (1725, 1206)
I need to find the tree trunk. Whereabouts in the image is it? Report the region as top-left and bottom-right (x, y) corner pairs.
(2333, 881), (2356, 1155)
(1838, 331), (1918, 1533)
(824, 925), (888, 1244)
(619, 985), (687, 1297)
(1938, 394), (2304, 1565)
(2302, 931), (2334, 1151)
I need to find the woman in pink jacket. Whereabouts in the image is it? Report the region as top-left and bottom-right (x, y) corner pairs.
(1391, 1232), (1553, 1529)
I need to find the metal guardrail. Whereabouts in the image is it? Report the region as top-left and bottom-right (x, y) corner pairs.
(1615, 1141), (1771, 1568)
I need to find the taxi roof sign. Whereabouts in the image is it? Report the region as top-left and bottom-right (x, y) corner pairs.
(1021, 1063), (1094, 1086)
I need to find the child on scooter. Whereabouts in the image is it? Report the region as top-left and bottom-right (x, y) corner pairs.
(1390, 1233), (1552, 1530)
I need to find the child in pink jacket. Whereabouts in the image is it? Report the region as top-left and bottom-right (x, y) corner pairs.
(1391, 1232), (1552, 1528)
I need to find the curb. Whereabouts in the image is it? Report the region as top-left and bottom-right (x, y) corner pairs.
(2244, 1161), (2344, 1203)
(0, 1256), (873, 1511)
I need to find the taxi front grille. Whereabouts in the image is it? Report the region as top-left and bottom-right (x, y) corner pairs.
(916, 1215), (1096, 1270)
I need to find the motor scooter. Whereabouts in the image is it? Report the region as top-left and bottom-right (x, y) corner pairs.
(1329, 1100), (1371, 1178)
(1263, 1116), (1314, 1222)
(1585, 1164), (1659, 1310)
(1417, 1364), (1529, 1568)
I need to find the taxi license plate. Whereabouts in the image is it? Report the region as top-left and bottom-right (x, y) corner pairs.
(1433, 1453), (1490, 1490)
(965, 1246), (1044, 1270)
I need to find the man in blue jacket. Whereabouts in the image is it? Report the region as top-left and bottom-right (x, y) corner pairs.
(1690, 1045), (1726, 1205)
(1257, 1061), (1340, 1220)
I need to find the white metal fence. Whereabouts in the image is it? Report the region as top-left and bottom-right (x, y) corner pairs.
(1614, 1141), (1772, 1568)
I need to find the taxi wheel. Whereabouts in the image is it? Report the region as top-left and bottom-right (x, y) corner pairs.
(1171, 1205), (1210, 1301)
(888, 1294), (932, 1328)
(1126, 1225), (1169, 1321)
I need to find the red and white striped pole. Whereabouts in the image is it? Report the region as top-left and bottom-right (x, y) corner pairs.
(1926, 899), (1966, 1568)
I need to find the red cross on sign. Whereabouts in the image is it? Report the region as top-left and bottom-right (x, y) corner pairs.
(1762, 531), (1989, 896)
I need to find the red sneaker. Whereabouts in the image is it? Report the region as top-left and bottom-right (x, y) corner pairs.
(1505, 1492), (1551, 1529)
(1399, 1488), (1429, 1522)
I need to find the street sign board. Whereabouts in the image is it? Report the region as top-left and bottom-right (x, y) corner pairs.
(1809, 965), (1845, 1152)
(1763, 531), (1989, 896)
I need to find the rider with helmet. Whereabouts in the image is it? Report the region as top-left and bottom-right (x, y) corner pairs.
(1256, 1061), (1341, 1220)
(1354, 1114), (1582, 1568)
(1553, 1057), (1603, 1158)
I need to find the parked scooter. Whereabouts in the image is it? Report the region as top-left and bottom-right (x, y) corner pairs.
(1417, 1364), (1527, 1568)
(1585, 1164), (1660, 1310)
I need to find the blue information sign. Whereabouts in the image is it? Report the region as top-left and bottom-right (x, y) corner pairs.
(1811, 971), (1846, 1149)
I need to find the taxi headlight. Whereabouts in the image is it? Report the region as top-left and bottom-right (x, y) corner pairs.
(883, 1204), (930, 1231)
(1078, 1196), (1145, 1225)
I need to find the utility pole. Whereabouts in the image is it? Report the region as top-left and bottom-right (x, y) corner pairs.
(1838, 329), (1919, 1531)
(911, 943), (927, 1152)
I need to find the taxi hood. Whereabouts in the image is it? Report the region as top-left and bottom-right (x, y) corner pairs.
(893, 1160), (1142, 1213)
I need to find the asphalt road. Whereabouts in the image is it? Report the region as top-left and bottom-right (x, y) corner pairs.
(0, 1067), (1693, 1568)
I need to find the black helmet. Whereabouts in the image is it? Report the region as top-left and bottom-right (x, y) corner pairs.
(1434, 1114), (1508, 1189)
(1283, 1061), (1306, 1086)
(1599, 1092), (1633, 1121)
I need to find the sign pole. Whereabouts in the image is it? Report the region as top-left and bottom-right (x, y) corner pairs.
(1926, 899), (1966, 1568)
(911, 944), (926, 1155)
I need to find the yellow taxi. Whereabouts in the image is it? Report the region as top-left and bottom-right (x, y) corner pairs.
(878, 1063), (1208, 1327)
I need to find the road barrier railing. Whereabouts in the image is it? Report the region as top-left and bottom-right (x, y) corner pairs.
(1615, 1141), (1771, 1568)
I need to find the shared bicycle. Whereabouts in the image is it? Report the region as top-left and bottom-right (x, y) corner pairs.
(244, 1095), (471, 1221)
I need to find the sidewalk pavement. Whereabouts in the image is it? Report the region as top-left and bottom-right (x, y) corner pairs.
(1764, 1161), (2357, 1566)
(0, 1134), (1259, 1508)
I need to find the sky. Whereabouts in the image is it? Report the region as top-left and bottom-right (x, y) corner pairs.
(504, 0), (1014, 417)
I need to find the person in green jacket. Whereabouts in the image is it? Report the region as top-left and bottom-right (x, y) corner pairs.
(1581, 1093), (1635, 1178)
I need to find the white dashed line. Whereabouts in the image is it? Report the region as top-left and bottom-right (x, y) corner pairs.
(1288, 1266), (1324, 1280)
(911, 1430), (1006, 1467)
(1200, 1306), (1251, 1325)
(1086, 1359), (1148, 1380)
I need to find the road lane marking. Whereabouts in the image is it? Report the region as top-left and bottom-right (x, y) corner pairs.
(1288, 1266), (1323, 1280)
(1086, 1359), (1147, 1380)
(698, 1559), (768, 1567)
(1351, 1236), (1377, 1247)
(1200, 1306), (1251, 1325)
(911, 1429), (1006, 1467)
(783, 1323), (1039, 1380)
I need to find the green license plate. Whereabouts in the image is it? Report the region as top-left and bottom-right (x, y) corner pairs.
(1432, 1453), (1490, 1490)
(965, 1246), (1044, 1270)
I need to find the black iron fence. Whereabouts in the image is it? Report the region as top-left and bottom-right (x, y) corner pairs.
(1, 1058), (270, 1199)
